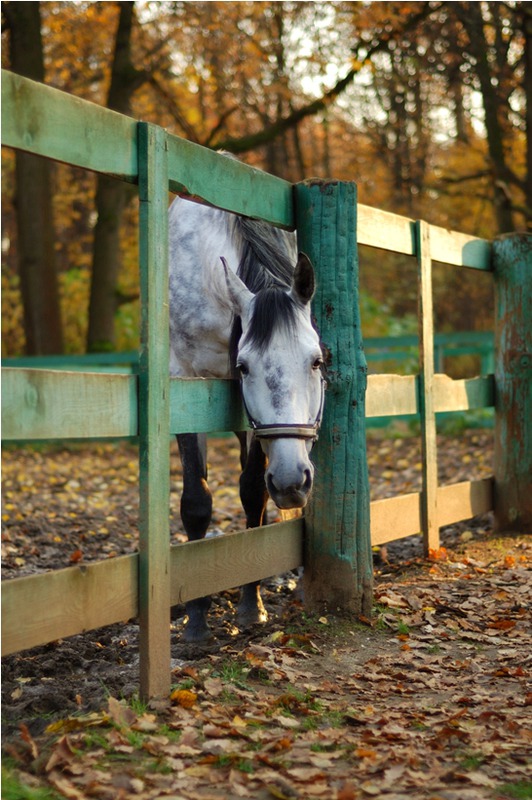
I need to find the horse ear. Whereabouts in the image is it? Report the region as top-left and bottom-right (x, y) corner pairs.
(291, 252), (315, 305)
(220, 257), (254, 317)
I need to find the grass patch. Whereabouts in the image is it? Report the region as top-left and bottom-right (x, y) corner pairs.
(1, 766), (61, 800)
(494, 782), (532, 799)
(213, 659), (253, 691)
(458, 751), (485, 770)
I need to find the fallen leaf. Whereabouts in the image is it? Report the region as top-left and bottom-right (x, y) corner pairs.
(45, 735), (77, 773)
(170, 688), (197, 708)
(48, 772), (88, 800)
(108, 696), (136, 727)
(19, 723), (38, 760)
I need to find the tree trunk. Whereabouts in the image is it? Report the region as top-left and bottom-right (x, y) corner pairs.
(454, 3), (515, 232)
(87, 1), (143, 352)
(5, 1), (63, 355)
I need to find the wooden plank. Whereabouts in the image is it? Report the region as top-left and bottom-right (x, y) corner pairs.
(366, 374), (494, 419)
(137, 122), (171, 698)
(416, 221), (439, 552)
(1, 368), (137, 440)
(370, 478), (494, 546)
(2, 477), (492, 656)
(1, 352), (138, 369)
(167, 136), (293, 228)
(170, 378), (247, 433)
(1, 370), (493, 443)
(1, 519), (303, 656)
(296, 180), (373, 617)
(0, 370), (252, 441)
(1, 555), (138, 656)
(366, 374), (418, 417)
(437, 478), (493, 528)
(170, 518), (304, 604)
(1, 70), (137, 181)
(357, 204), (491, 271)
(371, 493), (421, 545)
(430, 225), (492, 271)
(357, 204), (416, 255)
(433, 374), (494, 412)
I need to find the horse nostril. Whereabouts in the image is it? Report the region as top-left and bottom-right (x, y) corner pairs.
(267, 469), (313, 499)
(266, 474), (277, 497)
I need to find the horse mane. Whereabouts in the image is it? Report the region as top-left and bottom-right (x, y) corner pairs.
(236, 217), (294, 292)
(229, 216), (298, 373)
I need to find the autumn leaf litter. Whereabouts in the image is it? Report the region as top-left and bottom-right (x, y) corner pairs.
(2, 432), (531, 799)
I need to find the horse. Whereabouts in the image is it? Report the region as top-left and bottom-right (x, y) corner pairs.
(168, 183), (325, 643)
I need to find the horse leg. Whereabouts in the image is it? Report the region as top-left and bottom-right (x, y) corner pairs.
(177, 432), (213, 642)
(237, 433), (269, 627)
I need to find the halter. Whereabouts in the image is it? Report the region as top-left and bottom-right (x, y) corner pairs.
(241, 376), (326, 442)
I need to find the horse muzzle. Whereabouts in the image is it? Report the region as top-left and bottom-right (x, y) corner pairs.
(266, 461), (313, 510)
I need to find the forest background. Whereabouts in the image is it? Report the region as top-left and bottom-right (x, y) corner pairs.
(1, 1), (531, 361)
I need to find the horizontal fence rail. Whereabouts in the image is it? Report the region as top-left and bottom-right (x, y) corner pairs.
(2, 68), (491, 260)
(1, 369), (495, 440)
(2, 472), (496, 655)
(1, 70), (502, 685)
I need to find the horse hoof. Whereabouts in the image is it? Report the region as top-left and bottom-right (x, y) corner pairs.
(237, 606), (268, 629)
(180, 622), (214, 644)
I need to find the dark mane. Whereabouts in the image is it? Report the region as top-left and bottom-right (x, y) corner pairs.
(236, 217), (294, 292)
(229, 216), (297, 373)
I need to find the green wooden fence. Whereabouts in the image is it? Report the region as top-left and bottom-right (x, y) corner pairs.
(2, 70), (530, 698)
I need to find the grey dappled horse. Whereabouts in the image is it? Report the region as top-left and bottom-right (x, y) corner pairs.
(169, 185), (324, 642)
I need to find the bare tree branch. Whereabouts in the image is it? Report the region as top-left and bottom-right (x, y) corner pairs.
(214, 3), (437, 154)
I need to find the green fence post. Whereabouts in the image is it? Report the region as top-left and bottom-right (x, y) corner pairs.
(493, 233), (532, 533)
(295, 180), (373, 617)
(138, 122), (171, 698)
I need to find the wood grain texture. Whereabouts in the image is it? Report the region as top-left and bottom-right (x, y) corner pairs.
(1, 519), (304, 656)
(170, 378), (247, 434)
(2, 475), (493, 656)
(370, 478), (493, 545)
(1, 70), (137, 181)
(1, 370), (493, 441)
(416, 221), (439, 553)
(137, 122), (171, 698)
(1, 555), (138, 656)
(365, 374), (494, 418)
(493, 233), (532, 532)
(1, 368), (137, 439)
(170, 519), (304, 604)
(167, 136), (293, 228)
(357, 202), (491, 270)
(296, 180), (373, 616)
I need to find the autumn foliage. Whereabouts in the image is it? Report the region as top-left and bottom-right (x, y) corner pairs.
(1, 2), (530, 355)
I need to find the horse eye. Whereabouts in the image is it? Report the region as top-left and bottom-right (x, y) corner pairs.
(237, 362), (249, 376)
(312, 357), (323, 370)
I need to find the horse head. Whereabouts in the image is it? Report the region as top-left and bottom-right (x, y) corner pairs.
(222, 253), (324, 509)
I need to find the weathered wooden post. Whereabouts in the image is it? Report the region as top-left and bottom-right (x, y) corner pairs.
(295, 180), (373, 616)
(493, 233), (532, 533)
(138, 122), (171, 698)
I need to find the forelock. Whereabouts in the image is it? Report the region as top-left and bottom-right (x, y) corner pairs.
(246, 288), (297, 353)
